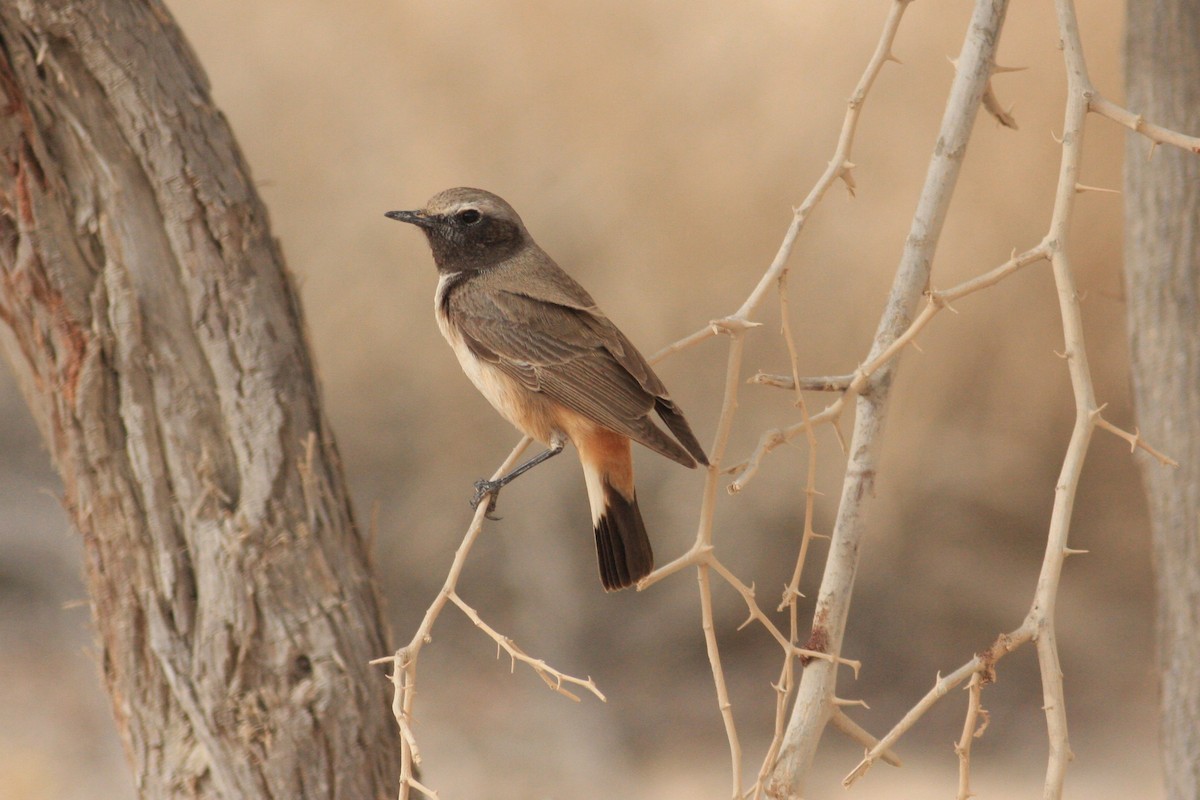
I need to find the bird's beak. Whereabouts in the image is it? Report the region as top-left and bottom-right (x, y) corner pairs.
(385, 209), (435, 228)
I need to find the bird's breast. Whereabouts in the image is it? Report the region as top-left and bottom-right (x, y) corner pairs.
(434, 274), (559, 444)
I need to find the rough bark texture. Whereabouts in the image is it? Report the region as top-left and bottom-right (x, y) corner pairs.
(0, 1), (400, 797)
(1124, 2), (1200, 798)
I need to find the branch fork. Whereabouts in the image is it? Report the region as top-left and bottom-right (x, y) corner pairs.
(387, 0), (1194, 796)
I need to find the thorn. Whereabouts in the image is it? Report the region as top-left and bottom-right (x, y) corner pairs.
(831, 418), (848, 454)
(711, 317), (763, 336)
(1063, 547), (1090, 556)
(910, 340), (925, 354)
(1053, 348), (1068, 359)
(947, 55), (958, 69)
(930, 292), (960, 314)
(886, 52), (904, 65)
(840, 162), (858, 195)
(983, 82), (1019, 129)
(1075, 182), (1121, 195)
(992, 63), (1028, 74)
(834, 697), (871, 709)
(1147, 140), (1159, 161)
(1051, 129), (1064, 144)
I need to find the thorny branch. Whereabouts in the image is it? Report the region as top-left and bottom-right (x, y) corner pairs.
(763, 0), (1018, 792)
(382, 0), (1193, 795)
(380, 3), (911, 796)
(640, 2), (916, 795)
(373, 437), (605, 800)
(836, 0), (1189, 796)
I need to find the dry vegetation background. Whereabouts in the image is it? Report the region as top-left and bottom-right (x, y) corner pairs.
(0, 1), (1164, 798)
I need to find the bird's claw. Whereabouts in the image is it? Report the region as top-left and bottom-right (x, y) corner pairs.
(470, 479), (502, 519)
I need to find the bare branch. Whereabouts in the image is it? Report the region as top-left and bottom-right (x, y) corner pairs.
(1090, 93), (1200, 154)
(842, 2), (1193, 796)
(374, 437), (609, 800)
(747, 371), (855, 392)
(955, 672), (988, 800)
(386, 0), (1200, 795)
(830, 709), (902, 768)
(698, 564), (744, 799)
(767, 1), (1015, 792)
(1091, 408), (1179, 467)
(448, 592), (605, 703)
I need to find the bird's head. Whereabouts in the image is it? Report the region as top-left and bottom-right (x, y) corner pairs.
(386, 187), (530, 272)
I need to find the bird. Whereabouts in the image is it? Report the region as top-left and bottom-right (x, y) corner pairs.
(386, 187), (708, 591)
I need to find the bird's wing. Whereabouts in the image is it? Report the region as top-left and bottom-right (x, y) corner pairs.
(447, 278), (700, 466)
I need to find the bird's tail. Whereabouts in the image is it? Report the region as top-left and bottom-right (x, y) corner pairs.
(579, 432), (653, 591)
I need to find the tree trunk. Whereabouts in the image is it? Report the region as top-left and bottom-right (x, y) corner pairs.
(1124, 2), (1200, 798)
(0, 1), (400, 797)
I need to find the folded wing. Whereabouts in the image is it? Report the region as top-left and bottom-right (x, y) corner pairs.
(446, 271), (708, 468)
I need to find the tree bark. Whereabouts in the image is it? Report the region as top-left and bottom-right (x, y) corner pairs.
(0, 1), (399, 797)
(1124, 2), (1200, 798)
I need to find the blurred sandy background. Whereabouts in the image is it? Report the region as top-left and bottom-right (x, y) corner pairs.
(0, 1), (1163, 798)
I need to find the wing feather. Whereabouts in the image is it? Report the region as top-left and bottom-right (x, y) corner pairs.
(446, 278), (704, 466)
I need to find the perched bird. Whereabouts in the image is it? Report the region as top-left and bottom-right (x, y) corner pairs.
(386, 188), (708, 591)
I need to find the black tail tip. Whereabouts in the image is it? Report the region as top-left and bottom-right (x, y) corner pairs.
(594, 485), (654, 591)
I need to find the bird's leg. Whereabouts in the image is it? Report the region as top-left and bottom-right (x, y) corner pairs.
(470, 435), (567, 518)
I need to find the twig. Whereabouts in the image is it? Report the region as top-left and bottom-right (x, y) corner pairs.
(448, 591), (605, 703)
(699, 563), (743, 799)
(747, 371), (854, 392)
(844, 0), (1191, 793)
(708, 555), (859, 673)
(1089, 93), (1200, 154)
(731, 244), (1050, 490)
(732, 0), (914, 325)
(955, 672), (988, 800)
(637, 7), (915, 790)
(745, 269), (828, 798)
(1091, 407), (1179, 467)
(766, 1), (1015, 793)
(373, 436), (604, 800)
(844, 628), (1024, 787)
(830, 708), (901, 768)
(386, 0), (1200, 794)
(649, 324), (718, 365)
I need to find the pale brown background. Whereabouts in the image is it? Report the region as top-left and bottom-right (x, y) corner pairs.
(0, 1), (1162, 798)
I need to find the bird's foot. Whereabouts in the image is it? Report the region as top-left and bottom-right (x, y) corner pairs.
(470, 478), (503, 519)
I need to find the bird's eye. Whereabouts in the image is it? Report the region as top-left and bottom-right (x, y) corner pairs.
(457, 209), (482, 225)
